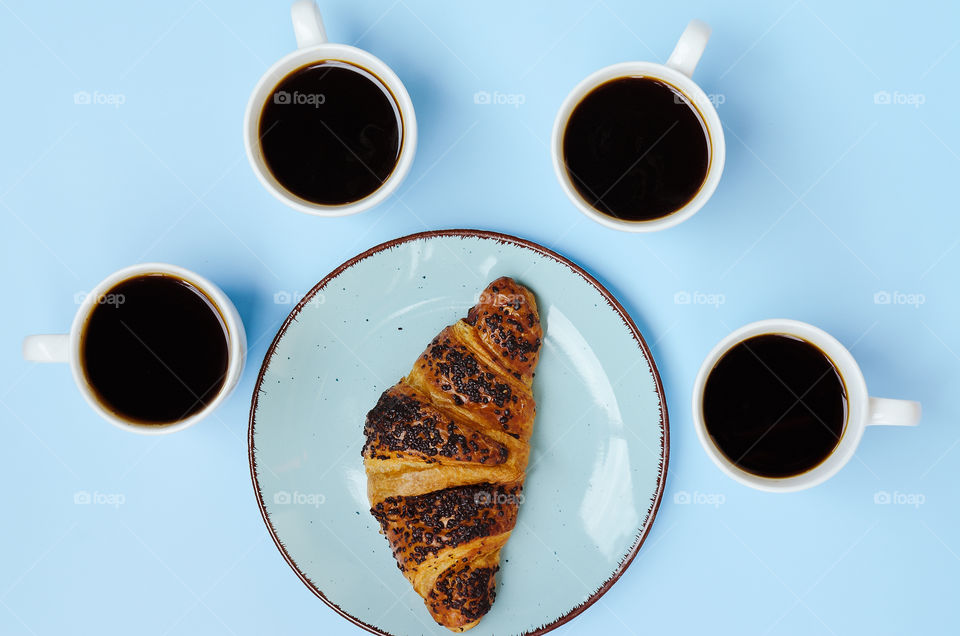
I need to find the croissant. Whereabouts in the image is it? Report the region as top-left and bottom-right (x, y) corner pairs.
(362, 277), (542, 631)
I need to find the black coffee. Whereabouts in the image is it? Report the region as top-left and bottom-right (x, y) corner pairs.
(562, 77), (709, 221)
(259, 61), (402, 205)
(81, 275), (229, 424)
(702, 334), (847, 478)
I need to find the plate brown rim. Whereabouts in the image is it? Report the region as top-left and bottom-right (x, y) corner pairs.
(247, 228), (670, 636)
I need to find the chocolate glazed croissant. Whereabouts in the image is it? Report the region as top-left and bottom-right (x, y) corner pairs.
(362, 277), (542, 631)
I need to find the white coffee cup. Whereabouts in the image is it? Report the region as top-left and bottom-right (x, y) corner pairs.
(551, 19), (725, 232)
(244, 0), (417, 217)
(22, 263), (246, 435)
(691, 319), (920, 492)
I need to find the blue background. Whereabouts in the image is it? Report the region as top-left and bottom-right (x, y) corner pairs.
(1, 1), (958, 634)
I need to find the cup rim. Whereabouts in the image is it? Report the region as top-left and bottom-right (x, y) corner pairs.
(551, 61), (725, 233)
(68, 263), (246, 435)
(243, 43), (417, 217)
(690, 319), (868, 492)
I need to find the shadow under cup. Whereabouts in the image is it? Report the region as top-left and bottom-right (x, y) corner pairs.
(79, 274), (231, 427)
(561, 75), (712, 223)
(257, 59), (404, 207)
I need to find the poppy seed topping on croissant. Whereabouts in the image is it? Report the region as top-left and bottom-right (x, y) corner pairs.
(363, 277), (542, 631)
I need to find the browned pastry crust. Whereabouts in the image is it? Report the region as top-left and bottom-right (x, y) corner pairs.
(363, 277), (541, 631)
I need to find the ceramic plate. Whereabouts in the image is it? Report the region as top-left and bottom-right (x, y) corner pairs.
(248, 230), (668, 635)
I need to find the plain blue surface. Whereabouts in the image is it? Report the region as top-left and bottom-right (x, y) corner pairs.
(1, 1), (958, 634)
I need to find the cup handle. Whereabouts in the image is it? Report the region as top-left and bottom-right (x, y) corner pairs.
(291, 0), (327, 48)
(23, 335), (70, 363)
(867, 397), (921, 427)
(665, 19), (711, 78)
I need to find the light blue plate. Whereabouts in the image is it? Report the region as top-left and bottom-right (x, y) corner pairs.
(248, 230), (668, 635)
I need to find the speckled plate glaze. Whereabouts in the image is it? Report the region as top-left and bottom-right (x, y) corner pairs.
(248, 230), (668, 635)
